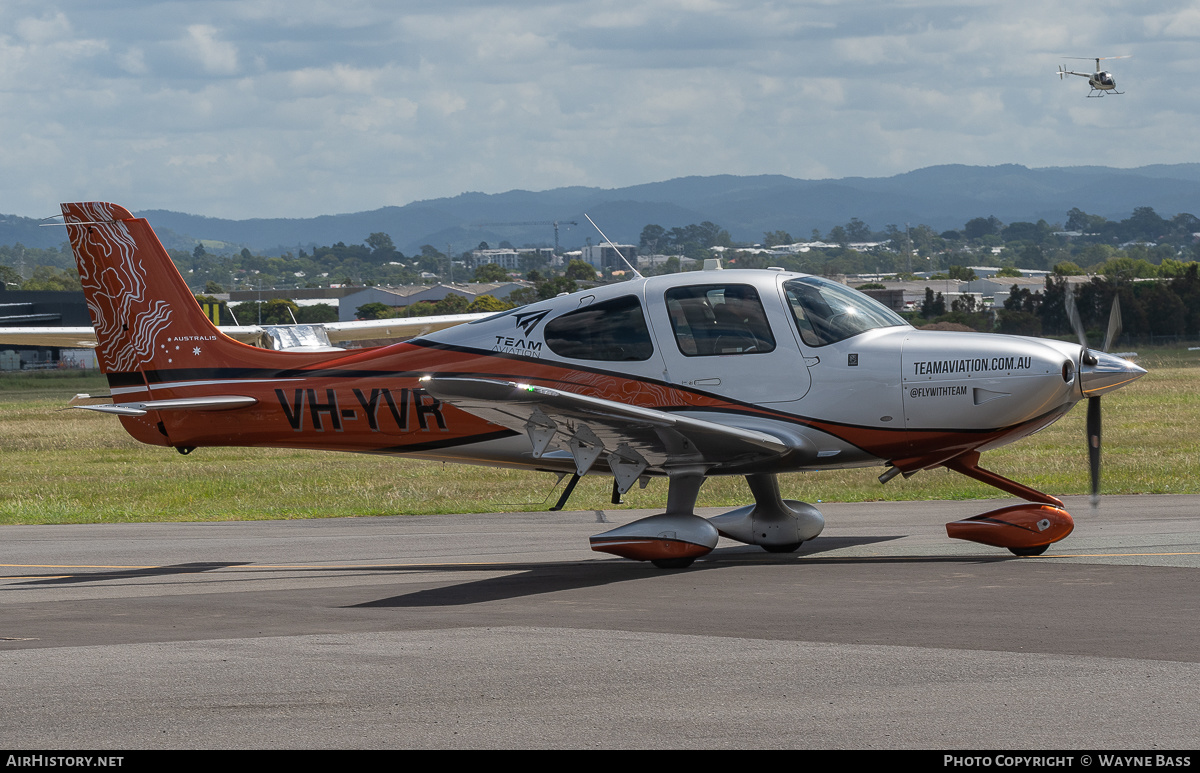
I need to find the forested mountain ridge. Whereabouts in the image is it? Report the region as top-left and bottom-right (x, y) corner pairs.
(4, 164), (1200, 256)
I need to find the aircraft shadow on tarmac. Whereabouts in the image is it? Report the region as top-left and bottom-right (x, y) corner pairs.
(352, 535), (1019, 609)
(4, 537), (1019, 606)
(12, 562), (253, 586)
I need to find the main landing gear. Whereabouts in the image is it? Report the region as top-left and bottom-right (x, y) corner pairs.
(588, 451), (1074, 568)
(589, 472), (826, 568)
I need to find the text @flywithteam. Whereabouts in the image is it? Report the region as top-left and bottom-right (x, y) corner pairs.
(945, 757), (1191, 768)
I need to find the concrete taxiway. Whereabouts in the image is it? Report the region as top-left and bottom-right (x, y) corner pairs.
(1, 494), (1198, 749)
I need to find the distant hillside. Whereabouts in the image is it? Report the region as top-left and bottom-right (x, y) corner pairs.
(0, 214), (62, 250)
(7, 163), (1200, 256)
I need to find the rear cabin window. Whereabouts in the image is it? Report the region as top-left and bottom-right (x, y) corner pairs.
(664, 284), (776, 356)
(543, 295), (654, 361)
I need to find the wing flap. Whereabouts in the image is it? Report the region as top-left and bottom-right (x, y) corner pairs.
(426, 377), (788, 473)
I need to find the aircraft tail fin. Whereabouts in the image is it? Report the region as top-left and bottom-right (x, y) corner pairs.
(62, 202), (267, 374)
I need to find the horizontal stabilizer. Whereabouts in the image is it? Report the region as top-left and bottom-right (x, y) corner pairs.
(73, 395), (257, 417)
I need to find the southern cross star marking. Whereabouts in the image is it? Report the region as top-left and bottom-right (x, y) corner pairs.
(193, 347), (202, 356)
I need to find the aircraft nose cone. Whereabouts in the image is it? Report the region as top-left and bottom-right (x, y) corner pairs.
(1080, 351), (1147, 397)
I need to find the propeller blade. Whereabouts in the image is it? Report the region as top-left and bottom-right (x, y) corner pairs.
(1102, 295), (1123, 352)
(1064, 286), (1088, 349)
(1063, 285), (1101, 367)
(1087, 396), (1102, 509)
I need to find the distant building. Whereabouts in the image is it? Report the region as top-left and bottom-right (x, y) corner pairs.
(857, 288), (905, 312)
(966, 267), (1052, 280)
(472, 249), (521, 270)
(517, 247), (555, 262)
(0, 290), (95, 369)
(228, 287), (358, 304)
(338, 282), (529, 321)
(964, 276), (1054, 309)
(638, 254), (697, 269)
(471, 248), (552, 271)
(842, 273), (1094, 315)
(582, 242), (637, 270)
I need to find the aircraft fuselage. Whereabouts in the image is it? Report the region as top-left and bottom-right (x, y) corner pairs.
(114, 269), (1092, 482)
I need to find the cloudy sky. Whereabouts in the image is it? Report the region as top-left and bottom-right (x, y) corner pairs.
(1, 1), (1197, 219)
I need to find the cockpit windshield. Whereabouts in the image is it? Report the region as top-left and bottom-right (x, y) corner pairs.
(783, 276), (909, 347)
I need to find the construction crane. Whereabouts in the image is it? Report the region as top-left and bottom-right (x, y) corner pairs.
(473, 220), (578, 256)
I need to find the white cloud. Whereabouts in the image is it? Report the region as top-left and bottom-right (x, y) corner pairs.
(1143, 7), (1200, 38)
(185, 24), (239, 75)
(0, 1), (1194, 219)
(117, 46), (148, 75)
(16, 11), (72, 44)
(288, 64), (380, 95)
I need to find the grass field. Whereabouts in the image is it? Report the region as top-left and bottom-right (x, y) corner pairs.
(1, 348), (1197, 525)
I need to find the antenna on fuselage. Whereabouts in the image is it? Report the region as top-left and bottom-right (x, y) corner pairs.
(583, 213), (643, 279)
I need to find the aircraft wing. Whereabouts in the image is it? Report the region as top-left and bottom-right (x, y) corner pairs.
(320, 313), (490, 344)
(0, 324), (299, 349)
(0, 313), (489, 351)
(0, 327), (100, 348)
(426, 377), (790, 482)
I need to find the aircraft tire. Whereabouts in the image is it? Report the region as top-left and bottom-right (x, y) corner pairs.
(651, 557), (696, 569)
(761, 542), (803, 553)
(1008, 544), (1050, 557)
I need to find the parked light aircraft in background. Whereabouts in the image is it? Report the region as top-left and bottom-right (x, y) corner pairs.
(11, 202), (1148, 568)
(0, 305), (488, 352)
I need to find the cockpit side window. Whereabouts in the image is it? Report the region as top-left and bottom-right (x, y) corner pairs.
(663, 284), (776, 356)
(544, 295), (654, 361)
(783, 276), (909, 347)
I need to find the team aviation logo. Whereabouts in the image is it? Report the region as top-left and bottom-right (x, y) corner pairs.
(493, 309), (550, 358)
(513, 309), (550, 335)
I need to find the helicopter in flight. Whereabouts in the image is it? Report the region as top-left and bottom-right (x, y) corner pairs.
(1058, 55), (1131, 97)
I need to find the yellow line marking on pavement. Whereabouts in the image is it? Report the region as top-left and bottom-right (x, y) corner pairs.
(0, 576), (70, 580)
(1043, 551), (1200, 558)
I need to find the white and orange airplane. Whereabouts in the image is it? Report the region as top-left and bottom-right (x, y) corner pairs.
(9, 202), (1147, 568)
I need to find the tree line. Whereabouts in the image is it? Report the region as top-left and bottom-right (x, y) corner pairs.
(5, 205), (1200, 310)
(992, 266), (1200, 342)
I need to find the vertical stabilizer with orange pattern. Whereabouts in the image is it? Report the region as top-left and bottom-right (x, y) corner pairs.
(62, 202), (247, 374)
(61, 202), (342, 446)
